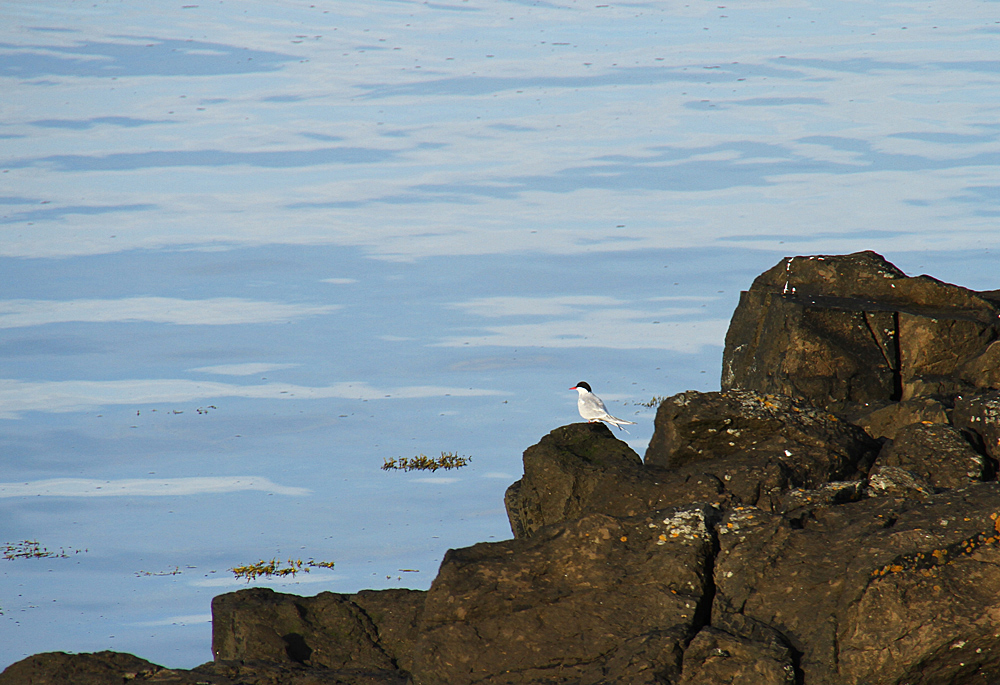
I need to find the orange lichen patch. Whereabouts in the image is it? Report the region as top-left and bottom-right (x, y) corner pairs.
(994, 515), (1000, 535)
(726, 523), (734, 528)
(658, 534), (667, 542)
(620, 536), (628, 542)
(871, 527), (1000, 579)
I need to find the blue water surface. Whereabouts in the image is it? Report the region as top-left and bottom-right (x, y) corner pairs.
(1, 0), (999, 669)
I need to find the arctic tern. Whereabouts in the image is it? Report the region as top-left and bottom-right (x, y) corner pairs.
(570, 381), (637, 432)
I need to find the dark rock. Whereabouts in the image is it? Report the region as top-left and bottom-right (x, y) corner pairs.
(874, 422), (991, 490)
(506, 396), (879, 538)
(645, 390), (879, 510)
(350, 589), (424, 674)
(504, 422), (724, 538)
(866, 464), (936, 499)
(779, 480), (865, 518)
(0, 651), (228, 685)
(714, 483), (1000, 685)
(196, 659), (411, 684)
(677, 624), (796, 685)
(211, 587), (422, 677)
(411, 505), (717, 685)
(722, 250), (1000, 409)
(954, 390), (1000, 462)
(854, 397), (949, 440)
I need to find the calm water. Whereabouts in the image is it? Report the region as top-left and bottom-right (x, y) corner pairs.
(2, 0), (999, 670)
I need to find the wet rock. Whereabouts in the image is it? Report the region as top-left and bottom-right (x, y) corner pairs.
(714, 483), (1000, 685)
(722, 250), (1000, 409)
(874, 422), (991, 490)
(412, 505), (717, 685)
(211, 587), (422, 677)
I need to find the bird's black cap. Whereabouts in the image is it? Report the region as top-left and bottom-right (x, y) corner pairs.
(574, 381), (591, 392)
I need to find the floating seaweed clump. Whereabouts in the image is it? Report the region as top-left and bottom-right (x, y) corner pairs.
(231, 558), (335, 582)
(3, 540), (86, 560)
(382, 452), (471, 472)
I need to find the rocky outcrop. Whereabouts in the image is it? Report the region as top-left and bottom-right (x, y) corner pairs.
(0, 651), (187, 685)
(504, 393), (879, 538)
(721, 250), (1000, 410)
(211, 587), (423, 680)
(8, 251), (1000, 685)
(872, 422), (991, 491)
(714, 484), (1000, 685)
(413, 506), (716, 684)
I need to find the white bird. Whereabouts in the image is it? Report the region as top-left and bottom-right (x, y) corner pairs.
(570, 381), (637, 432)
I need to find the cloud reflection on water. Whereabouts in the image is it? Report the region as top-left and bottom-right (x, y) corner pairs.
(0, 297), (340, 328)
(0, 378), (504, 418)
(0, 37), (297, 78)
(0, 476), (309, 498)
